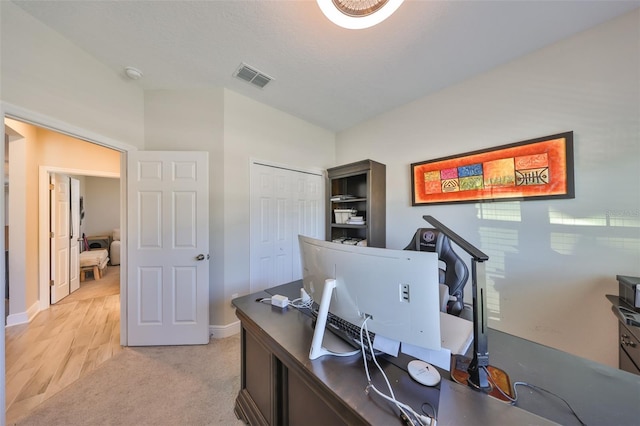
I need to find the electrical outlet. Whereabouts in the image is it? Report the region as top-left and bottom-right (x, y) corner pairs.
(230, 293), (239, 308)
(400, 284), (410, 302)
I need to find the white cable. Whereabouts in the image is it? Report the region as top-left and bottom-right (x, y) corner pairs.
(362, 319), (397, 398)
(257, 295), (313, 309)
(258, 295), (435, 424)
(359, 317), (434, 426)
(288, 296), (313, 309)
(364, 321), (430, 425)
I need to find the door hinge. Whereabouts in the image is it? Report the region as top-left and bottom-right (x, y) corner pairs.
(50, 231), (54, 238)
(49, 183), (55, 190)
(50, 280), (54, 287)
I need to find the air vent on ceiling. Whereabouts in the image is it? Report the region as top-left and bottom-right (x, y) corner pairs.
(234, 63), (273, 89)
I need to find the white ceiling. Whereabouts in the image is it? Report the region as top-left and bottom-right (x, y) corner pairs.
(13, 0), (640, 132)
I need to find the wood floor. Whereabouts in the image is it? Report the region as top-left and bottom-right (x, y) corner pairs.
(5, 265), (121, 424)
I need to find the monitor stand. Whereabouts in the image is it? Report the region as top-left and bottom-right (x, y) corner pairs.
(309, 279), (360, 360)
(452, 258), (514, 402)
(421, 215), (515, 402)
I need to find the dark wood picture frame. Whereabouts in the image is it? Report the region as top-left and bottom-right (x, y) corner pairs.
(411, 131), (574, 206)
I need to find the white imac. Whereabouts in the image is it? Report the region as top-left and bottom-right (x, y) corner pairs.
(298, 235), (442, 359)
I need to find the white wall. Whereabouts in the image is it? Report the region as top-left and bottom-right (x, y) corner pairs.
(82, 177), (120, 237)
(0, 2), (144, 149)
(336, 10), (640, 367)
(223, 90), (335, 324)
(143, 88), (225, 327)
(144, 89), (335, 327)
(6, 122), (36, 319)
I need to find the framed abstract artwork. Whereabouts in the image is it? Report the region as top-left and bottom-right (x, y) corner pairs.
(411, 132), (574, 206)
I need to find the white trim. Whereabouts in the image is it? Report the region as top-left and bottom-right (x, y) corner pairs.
(41, 166), (119, 178)
(5, 301), (40, 327)
(2, 102), (137, 153)
(119, 152), (128, 347)
(210, 321), (241, 339)
(1, 102), (6, 421)
(37, 168), (50, 310)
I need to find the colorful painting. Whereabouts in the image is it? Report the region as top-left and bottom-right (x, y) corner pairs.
(411, 132), (574, 205)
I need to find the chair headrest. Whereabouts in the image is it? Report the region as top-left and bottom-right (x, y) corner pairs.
(404, 228), (442, 253)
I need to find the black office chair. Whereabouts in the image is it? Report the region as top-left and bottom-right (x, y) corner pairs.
(404, 228), (469, 316)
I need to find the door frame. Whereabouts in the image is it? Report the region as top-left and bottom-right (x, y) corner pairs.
(3, 101), (136, 345)
(38, 167), (119, 310)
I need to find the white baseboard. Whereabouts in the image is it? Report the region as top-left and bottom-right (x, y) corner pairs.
(6, 301), (40, 327)
(210, 320), (241, 339)
(5, 303), (243, 340)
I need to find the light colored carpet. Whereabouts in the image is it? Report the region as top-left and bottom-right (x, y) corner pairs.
(12, 335), (244, 426)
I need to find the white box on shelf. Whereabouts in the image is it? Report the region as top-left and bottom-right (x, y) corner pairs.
(334, 209), (356, 224)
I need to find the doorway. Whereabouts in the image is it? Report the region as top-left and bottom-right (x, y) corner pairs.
(3, 116), (125, 420)
(39, 171), (121, 310)
(4, 118), (122, 324)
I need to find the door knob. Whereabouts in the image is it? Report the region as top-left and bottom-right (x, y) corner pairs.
(196, 254), (209, 261)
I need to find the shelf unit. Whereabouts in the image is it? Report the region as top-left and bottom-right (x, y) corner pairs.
(326, 159), (386, 248)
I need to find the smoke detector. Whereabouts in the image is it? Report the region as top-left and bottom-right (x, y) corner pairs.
(124, 66), (143, 80)
(233, 63), (273, 89)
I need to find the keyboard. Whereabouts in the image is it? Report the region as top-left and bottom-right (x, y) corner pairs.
(311, 305), (380, 356)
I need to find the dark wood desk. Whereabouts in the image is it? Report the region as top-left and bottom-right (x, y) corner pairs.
(233, 281), (640, 425)
(613, 275), (640, 374)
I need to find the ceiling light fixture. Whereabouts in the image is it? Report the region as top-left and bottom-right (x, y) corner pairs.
(317, 0), (405, 30)
(124, 66), (143, 80)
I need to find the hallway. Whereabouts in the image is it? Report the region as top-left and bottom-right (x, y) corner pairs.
(5, 265), (121, 423)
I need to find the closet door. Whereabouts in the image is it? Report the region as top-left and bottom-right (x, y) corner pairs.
(250, 163), (323, 293)
(291, 171), (323, 279)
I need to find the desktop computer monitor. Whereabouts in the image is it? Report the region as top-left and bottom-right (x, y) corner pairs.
(299, 235), (442, 352)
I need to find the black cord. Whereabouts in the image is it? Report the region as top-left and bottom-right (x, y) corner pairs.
(481, 366), (586, 425)
(513, 382), (586, 426)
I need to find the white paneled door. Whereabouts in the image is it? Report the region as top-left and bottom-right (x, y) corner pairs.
(69, 177), (80, 293)
(50, 174), (81, 303)
(250, 163), (324, 293)
(127, 151), (209, 346)
(50, 173), (70, 304)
